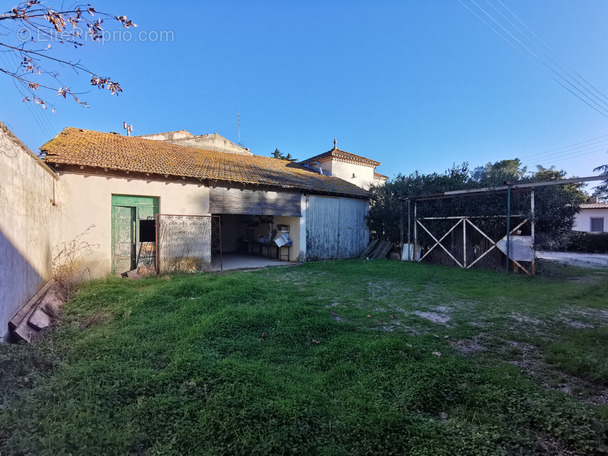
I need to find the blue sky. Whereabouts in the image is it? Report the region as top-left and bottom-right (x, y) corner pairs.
(2, 1), (608, 187)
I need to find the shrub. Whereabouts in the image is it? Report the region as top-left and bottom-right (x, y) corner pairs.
(563, 232), (608, 254)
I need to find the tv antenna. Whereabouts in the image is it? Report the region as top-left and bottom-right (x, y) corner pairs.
(123, 122), (133, 136)
(237, 112), (241, 146)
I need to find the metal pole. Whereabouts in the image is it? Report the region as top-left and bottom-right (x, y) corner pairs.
(505, 184), (512, 273)
(530, 189), (535, 276)
(407, 198), (411, 260)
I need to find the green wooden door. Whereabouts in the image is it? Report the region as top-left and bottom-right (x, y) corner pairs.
(112, 206), (136, 274)
(111, 195), (160, 274)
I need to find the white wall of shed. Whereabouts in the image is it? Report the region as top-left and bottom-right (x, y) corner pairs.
(54, 172), (210, 277)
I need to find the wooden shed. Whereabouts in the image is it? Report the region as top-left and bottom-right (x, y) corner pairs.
(40, 128), (373, 275)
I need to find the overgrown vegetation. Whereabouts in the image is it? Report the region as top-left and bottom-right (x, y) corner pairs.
(1, 260), (607, 455)
(52, 225), (99, 299)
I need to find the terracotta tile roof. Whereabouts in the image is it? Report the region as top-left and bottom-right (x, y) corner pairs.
(374, 172), (389, 180)
(580, 203), (608, 209)
(41, 128), (369, 198)
(301, 147), (381, 167)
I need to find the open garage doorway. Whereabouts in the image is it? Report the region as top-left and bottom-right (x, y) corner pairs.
(211, 214), (300, 270)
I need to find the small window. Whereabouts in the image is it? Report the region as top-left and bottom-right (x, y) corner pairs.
(139, 219), (156, 242)
(590, 217), (604, 233)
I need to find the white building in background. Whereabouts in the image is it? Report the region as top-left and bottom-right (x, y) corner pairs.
(573, 196), (608, 233)
(300, 139), (387, 189)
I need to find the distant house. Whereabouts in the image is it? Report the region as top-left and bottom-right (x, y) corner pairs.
(573, 196), (608, 233)
(300, 139), (385, 189)
(39, 128), (382, 276)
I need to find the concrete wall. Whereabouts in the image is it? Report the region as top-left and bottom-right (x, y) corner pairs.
(54, 172), (209, 277)
(138, 132), (251, 155)
(138, 131), (194, 141)
(0, 123), (57, 342)
(573, 207), (608, 232)
(169, 134), (252, 156)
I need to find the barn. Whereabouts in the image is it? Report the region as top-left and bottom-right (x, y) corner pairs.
(40, 128), (380, 275)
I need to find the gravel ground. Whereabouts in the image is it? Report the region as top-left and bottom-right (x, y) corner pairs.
(536, 251), (608, 268)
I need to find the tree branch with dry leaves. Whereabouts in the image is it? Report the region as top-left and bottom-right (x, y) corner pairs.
(0, 0), (136, 110)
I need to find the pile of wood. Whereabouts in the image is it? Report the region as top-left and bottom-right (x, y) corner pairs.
(359, 239), (393, 260)
(9, 279), (64, 342)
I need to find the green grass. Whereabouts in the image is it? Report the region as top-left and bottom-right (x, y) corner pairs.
(1, 260), (607, 455)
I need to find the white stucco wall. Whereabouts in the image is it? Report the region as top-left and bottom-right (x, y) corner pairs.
(573, 207), (608, 232)
(322, 160), (375, 189)
(0, 124), (57, 341)
(54, 172), (210, 277)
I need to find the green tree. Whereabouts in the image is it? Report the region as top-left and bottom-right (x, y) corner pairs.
(529, 166), (587, 248)
(271, 148), (297, 162)
(472, 158), (527, 185)
(593, 164), (608, 199)
(367, 160), (585, 250)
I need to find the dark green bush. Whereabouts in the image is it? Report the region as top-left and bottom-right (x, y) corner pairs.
(564, 232), (608, 254)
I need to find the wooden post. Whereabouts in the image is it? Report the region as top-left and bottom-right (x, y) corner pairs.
(530, 189), (535, 276)
(407, 198), (411, 260)
(463, 217), (467, 268)
(506, 184), (512, 273)
(413, 200), (418, 262)
(399, 197), (404, 251)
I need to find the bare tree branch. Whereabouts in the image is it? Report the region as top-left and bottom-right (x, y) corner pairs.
(0, 1), (135, 109)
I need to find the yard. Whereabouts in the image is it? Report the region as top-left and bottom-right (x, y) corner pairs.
(1, 260), (607, 455)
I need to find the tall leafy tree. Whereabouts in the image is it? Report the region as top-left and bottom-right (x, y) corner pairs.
(593, 164), (608, 199)
(367, 160), (585, 250)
